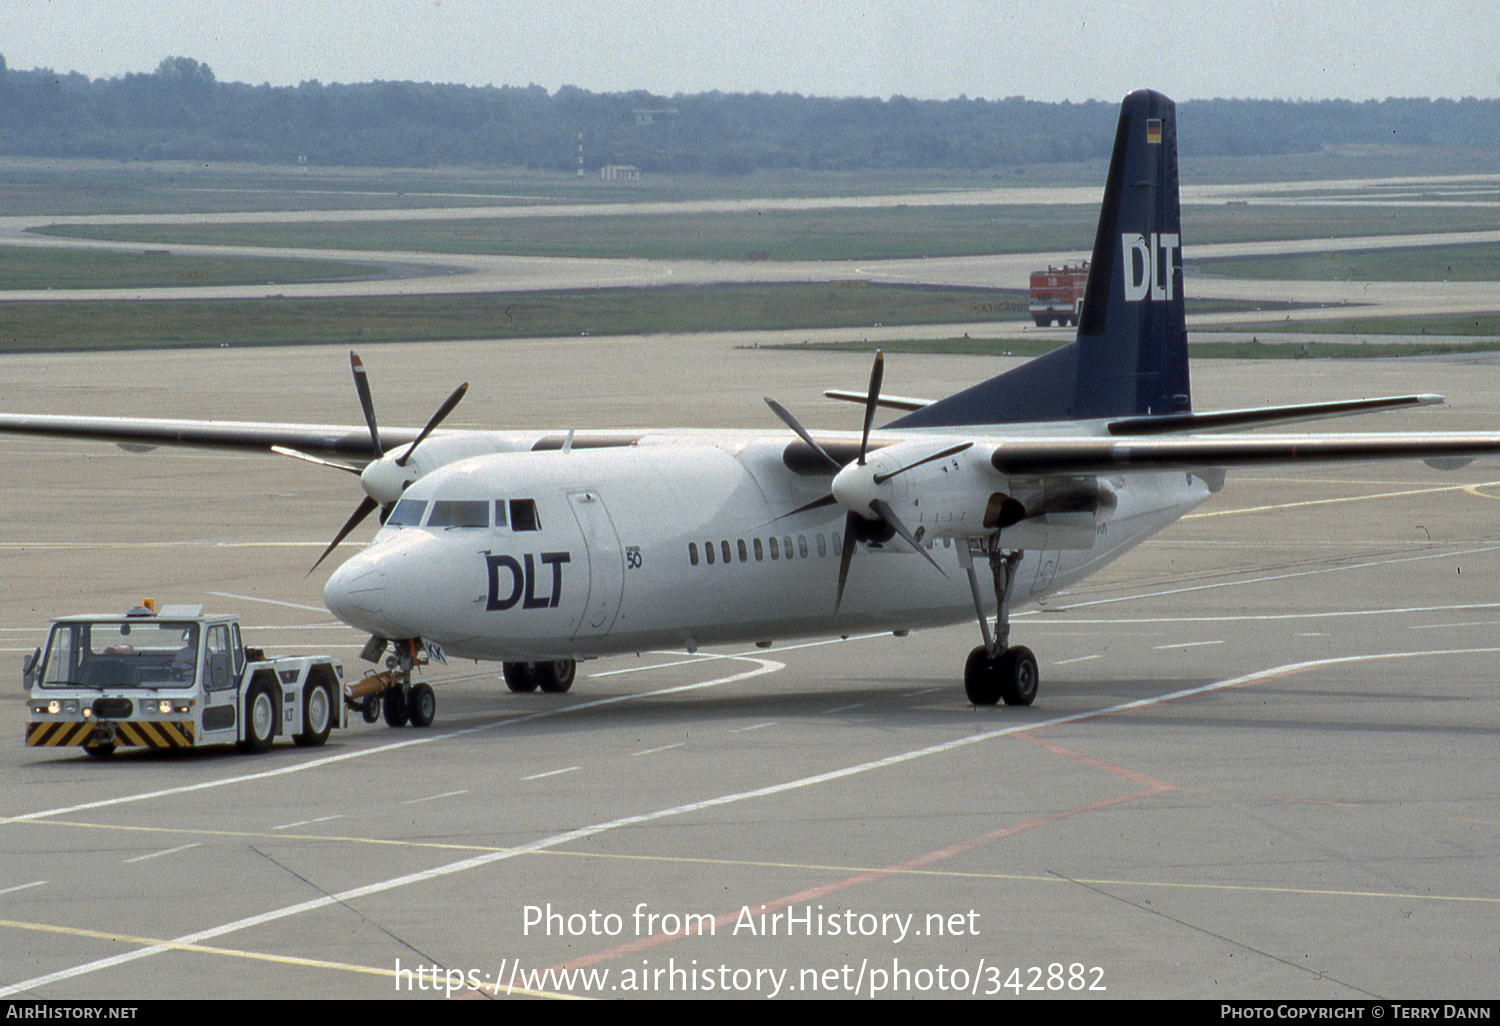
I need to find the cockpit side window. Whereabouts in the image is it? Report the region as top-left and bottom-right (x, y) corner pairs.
(510, 499), (540, 531)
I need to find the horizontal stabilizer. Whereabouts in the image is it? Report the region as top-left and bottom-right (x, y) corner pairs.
(1107, 394), (1446, 435)
(823, 389), (932, 412)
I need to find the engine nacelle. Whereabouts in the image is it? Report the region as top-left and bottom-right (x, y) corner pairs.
(833, 439), (1117, 550)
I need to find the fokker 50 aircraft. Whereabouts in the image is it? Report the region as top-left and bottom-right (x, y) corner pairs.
(6, 90), (1500, 717)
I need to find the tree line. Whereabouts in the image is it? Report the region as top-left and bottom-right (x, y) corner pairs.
(2, 55), (1497, 173)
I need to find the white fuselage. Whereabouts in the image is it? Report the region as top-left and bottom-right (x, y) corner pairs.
(322, 427), (1213, 662)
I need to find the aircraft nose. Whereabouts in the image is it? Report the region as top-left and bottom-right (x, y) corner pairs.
(323, 554), (388, 631)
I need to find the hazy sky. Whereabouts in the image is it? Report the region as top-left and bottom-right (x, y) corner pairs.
(5, 0), (1499, 102)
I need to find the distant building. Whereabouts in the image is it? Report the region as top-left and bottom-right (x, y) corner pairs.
(633, 108), (678, 127)
(600, 165), (642, 182)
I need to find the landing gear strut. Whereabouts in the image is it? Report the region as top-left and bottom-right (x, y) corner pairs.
(959, 539), (1039, 707)
(348, 638), (436, 728)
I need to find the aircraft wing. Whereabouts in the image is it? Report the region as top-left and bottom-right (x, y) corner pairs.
(988, 431), (1500, 475)
(0, 412), (426, 461)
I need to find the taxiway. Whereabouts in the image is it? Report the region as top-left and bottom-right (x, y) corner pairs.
(1, 339), (1497, 999)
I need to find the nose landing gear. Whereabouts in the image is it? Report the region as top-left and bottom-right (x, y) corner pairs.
(348, 637), (436, 727)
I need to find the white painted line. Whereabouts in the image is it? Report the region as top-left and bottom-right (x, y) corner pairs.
(631, 743), (685, 757)
(730, 722), (777, 733)
(1153, 640), (1225, 651)
(401, 790), (469, 804)
(124, 843), (201, 864)
(209, 592), (328, 613)
(1055, 654), (1103, 665)
(1410, 620), (1500, 630)
(1042, 544), (1500, 613)
(0, 881), (47, 896)
(271, 815), (343, 831)
(1185, 480), (1500, 520)
(588, 653), (718, 677)
(821, 704), (865, 715)
(521, 767), (580, 781)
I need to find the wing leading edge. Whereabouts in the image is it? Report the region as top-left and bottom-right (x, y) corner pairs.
(988, 431), (1500, 476)
(0, 412), (424, 461)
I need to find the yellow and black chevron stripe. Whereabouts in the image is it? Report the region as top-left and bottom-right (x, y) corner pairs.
(27, 720), (196, 748)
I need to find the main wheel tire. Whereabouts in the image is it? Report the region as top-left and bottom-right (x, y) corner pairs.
(535, 659), (576, 694)
(407, 683), (436, 727)
(294, 681), (334, 747)
(382, 686), (410, 727)
(503, 662), (538, 693)
(999, 646), (1039, 707)
(963, 646), (1002, 706)
(239, 680), (277, 752)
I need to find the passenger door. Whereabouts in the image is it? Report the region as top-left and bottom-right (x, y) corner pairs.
(567, 490), (623, 639)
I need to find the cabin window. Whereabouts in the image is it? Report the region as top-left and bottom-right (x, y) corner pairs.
(783, 536), (794, 558)
(721, 540), (732, 564)
(427, 500), (490, 528)
(798, 535), (809, 559)
(768, 536), (779, 560)
(688, 542), (699, 566)
(816, 534), (827, 557)
(753, 538), (763, 561)
(705, 541), (715, 565)
(510, 499), (540, 531)
(493, 501), (509, 529)
(387, 499), (427, 527)
(737, 539), (748, 562)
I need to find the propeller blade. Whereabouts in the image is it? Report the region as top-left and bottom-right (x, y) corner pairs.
(395, 382), (469, 467)
(834, 510), (860, 613)
(310, 495), (380, 574)
(350, 352), (383, 456)
(870, 499), (946, 577)
(761, 492), (841, 528)
(858, 350), (884, 465)
(871, 442), (974, 485)
(271, 445), (363, 475)
(764, 398), (841, 473)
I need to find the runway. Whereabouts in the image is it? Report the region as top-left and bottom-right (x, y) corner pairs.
(1, 340), (1497, 999)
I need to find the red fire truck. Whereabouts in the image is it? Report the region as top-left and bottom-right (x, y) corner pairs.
(1028, 261), (1089, 327)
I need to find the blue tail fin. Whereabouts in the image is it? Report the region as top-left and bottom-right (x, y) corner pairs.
(889, 89), (1190, 428)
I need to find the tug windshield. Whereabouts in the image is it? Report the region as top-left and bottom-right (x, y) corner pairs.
(39, 621), (200, 690)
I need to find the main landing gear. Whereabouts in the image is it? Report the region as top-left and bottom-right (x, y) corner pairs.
(959, 540), (1039, 707)
(503, 659), (576, 694)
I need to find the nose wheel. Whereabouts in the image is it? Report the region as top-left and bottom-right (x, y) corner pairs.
(959, 540), (1038, 707)
(350, 638), (437, 727)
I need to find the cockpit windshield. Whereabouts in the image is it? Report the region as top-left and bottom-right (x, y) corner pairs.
(39, 621), (200, 690)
